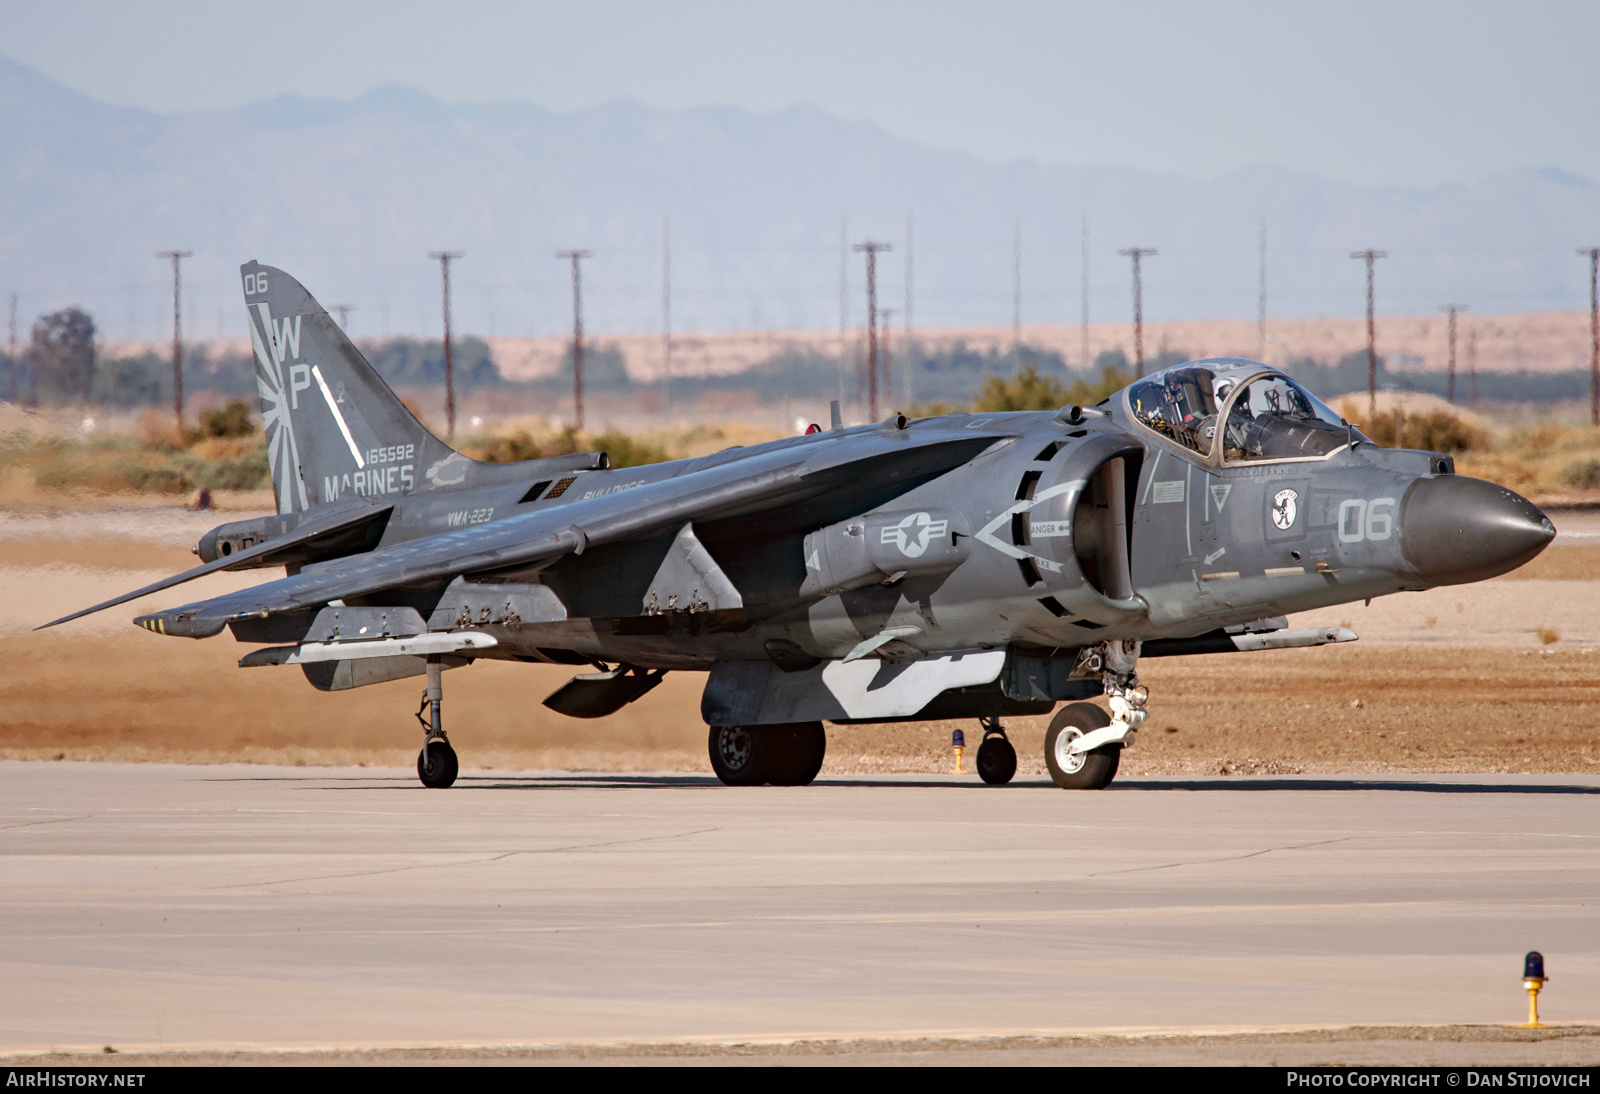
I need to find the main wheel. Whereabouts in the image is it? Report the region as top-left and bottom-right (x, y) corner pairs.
(708, 725), (768, 786)
(764, 721), (826, 786)
(1044, 702), (1121, 790)
(976, 735), (1017, 785)
(417, 739), (459, 789)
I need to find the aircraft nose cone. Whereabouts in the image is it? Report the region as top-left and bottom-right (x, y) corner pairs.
(1400, 475), (1555, 586)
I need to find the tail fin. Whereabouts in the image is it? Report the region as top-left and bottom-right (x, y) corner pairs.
(242, 261), (457, 514)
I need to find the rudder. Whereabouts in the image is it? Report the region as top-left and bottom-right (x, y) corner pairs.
(241, 261), (456, 514)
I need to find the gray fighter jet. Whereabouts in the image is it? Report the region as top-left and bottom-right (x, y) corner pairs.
(43, 263), (1556, 789)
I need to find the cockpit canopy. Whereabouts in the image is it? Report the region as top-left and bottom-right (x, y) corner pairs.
(1125, 360), (1359, 463)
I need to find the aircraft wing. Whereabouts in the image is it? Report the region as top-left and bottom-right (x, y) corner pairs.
(131, 432), (998, 638)
(37, 501), (394, 630)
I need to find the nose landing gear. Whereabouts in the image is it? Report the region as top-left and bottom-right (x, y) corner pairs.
(1045, 640), (1146, 790)
(975, 715), (1017, 785)
(416, 656), (459, 789)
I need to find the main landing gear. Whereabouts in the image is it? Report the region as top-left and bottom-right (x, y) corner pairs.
(416, 655), (458, 789)
(708, 722), (826, 786)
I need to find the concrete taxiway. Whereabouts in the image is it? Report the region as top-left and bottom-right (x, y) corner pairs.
(2, 762), (1598, 1057)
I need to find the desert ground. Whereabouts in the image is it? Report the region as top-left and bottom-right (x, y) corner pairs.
(1, 499), (1596, 777)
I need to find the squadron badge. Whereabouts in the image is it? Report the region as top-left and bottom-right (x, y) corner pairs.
(1271, 488), (1299, 530)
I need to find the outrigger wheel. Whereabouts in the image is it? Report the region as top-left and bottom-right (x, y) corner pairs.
(708, 722), (826, 786)
(1045, 701), (1121, 790)
(415, 656), (459, 789)
(975, 715), (1017, 785)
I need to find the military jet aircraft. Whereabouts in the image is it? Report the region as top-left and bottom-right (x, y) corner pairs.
(43, 262), (1556, 790)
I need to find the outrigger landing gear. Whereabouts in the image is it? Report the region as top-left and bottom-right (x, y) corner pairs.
(1045, 640), (1147, 790)
(416, 655), (459, 789)
(975, 715), (1017, 785)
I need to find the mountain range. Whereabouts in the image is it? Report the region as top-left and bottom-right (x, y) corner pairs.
(2, 53), (1597, 347)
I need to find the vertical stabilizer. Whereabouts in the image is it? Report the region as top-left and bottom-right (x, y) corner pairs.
(242, 261), (456, 515)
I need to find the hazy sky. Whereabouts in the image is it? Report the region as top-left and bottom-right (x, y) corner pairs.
(2, 0), (1596, 188)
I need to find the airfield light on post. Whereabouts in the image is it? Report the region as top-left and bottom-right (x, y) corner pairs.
(952, 729), (965, 774)
(1521, 951), (1547, 1028)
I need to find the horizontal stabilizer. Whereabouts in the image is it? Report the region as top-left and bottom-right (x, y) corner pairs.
(38, 502), (392, 631)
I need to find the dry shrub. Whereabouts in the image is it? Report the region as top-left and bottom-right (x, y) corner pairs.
(1356, 408), (1489, 453)
(1558, 457), (1600, 490)
(1536, 626), (1561, 646)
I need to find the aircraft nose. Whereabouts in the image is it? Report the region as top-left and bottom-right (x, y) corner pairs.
(1400, 475), (1555, 586)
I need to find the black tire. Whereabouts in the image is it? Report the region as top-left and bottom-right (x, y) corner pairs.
(708, 725), (767, 786)
(765, 721), (826, 786)
(417, 739), (459, 789)
(976, 735), (1017, 785)
(1044, 702), (1121, 790)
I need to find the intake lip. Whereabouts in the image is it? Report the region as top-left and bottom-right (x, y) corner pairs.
(1400, 475), (1555, 586)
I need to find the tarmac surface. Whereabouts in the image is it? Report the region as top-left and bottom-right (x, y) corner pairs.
(3, 762), (1599, 1064)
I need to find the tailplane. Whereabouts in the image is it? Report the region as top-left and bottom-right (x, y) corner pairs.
(242, 261), (456, 514)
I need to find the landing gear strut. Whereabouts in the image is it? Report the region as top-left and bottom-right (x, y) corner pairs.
(1045, 640), (1147, 790)
(975, 715), (1017, 785)
(416, 655), (458, 789)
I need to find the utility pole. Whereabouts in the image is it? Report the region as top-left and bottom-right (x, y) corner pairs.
(904, 212), (914, 408)
(1081, 216), (1090, 369)
(332, 304), (355, 332)
(838, 217), (849, 408)
(1350, 249), (1387, 420)
(1441, 304), (1468, 404)
(557, 249), (592, 432)
(1580, 248), (1600, 426)
(1012, 221), (1022, 349)
(1118, 247), (1157, 377)
(156, 250), (192, 431)
(661, 215), (672, 416)
(6, 292), (15, 404)
(1467, 327), (1479, 407)
(880, 307), (895, 411)
(853, 240), (892, 421)
(1257, 221), (1267, 362)
(429, 251), (463, 439)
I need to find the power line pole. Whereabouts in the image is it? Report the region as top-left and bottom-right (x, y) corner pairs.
(661, 215), (672, 416)
(1467, 327), (1478, 407)
(1441, 304), (1468, 404)
(880, 307), (895, 411)
(904, 212), (914, 408)
(1350, 249), (1387, 420)
(838, 216), (849, 407)
(557, 249), (592, 432)
(1118, 247), (1157, 377)
(1257, 221), (1267, 362)
(1080, 216), (1090, 369)
(429, 251), (463, 439)
(332, 304), (355, 333)
(1580, 247), (1600, 427)
(156, 250), (192, 431)
(853, 240), (892, 421)
(6, 292), (15, 404)
(1012, 220), (1022, 349)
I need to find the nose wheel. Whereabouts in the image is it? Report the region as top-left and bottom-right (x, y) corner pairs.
(975, 716), (1017, 785)
(415, 656), (458, 788)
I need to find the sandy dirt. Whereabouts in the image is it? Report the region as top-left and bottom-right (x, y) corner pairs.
(2, 503), (1596, 775)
